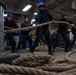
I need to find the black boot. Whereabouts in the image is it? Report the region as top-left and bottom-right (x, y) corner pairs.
(11, 50), (16, 53)
(68, 45), (72, 51)
(64, 49), (69, 52)
(11, 46), (16, 53)
(64, 48), (69, 52)
(29, 46), (32, 52)
(30, 47), (35, 53)
(48, 46), (53, 55)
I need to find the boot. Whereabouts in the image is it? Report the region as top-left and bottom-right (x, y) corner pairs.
(68, 45), (72, 51)
(48, 46), (53, 55)
(11, 46), (16, 53)
(11, 50), (16, 53)
(29, 46), (32, 52)
(64, 49), (69, 52)
(30, 47), (35, 53)
(64, 48), (69, 52)
(64, 46), (70, 52)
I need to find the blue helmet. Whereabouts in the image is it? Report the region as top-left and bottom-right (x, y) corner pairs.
(38, 1), (45, 7)
(7, 13), (13, 17)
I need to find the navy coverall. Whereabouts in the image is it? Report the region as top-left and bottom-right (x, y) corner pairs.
(53, 18), (73, 52)
(70, 23), (76, 48)
(31, 10), (54, 53)
(4, 19), (18, 53)
(17, 30), (26, 50)
(20, 21), (32, 51)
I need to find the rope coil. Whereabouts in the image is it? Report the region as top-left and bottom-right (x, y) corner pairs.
(0, 53), (75, 74)
(51, 59), (67, 63)
(0, 64), (57, 75)
(36, 64), (76, 72)
(59, 68), (76, 75)
(12, 54), (53, 67)
(65, 50), (76, 64)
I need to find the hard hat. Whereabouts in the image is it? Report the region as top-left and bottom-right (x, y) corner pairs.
(38, 1), (45, 7)
(7, 13), (13, 17)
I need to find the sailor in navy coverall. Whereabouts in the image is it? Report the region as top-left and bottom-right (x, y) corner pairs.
(31, 1), (54, 55)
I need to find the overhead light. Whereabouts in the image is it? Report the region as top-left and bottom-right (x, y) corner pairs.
(4, 14), (7, 17)
(31, 19), (35, 22)
(22, 5), (32, 12)
(33, 24), (36, 26)
(31, 21), (33, 24)
(34, 12), (38, 15)
(72, 0), (76, 9)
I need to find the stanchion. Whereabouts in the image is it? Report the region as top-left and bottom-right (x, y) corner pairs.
(0, 1), (6, 53)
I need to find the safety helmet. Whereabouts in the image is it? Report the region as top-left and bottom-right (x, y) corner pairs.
(7, 13), (13, 17)
(38, 1), (45, 7)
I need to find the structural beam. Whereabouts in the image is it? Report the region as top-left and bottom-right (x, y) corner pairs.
(53, 0), (72, 11)
(68, 14), (76, 18)
(17, 0), (27, 11)
(46, 0), (55, 5)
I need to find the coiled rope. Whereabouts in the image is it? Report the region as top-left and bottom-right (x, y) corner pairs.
(0, 64), (57, 75)
(12, 54), (53, 67)
(12, 54), (76, 73)
(36, 64), (76, 72)
(51, 58), (67, 63)
(59, 68), (76, 75)
(0, 53), (76, 74)
(65, 50), (76, 64)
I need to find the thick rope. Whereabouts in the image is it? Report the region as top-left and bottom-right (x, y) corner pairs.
(12, 54), (76, 73)
(0, 64), (57, 75)
(65, 50), (76, 64)
(36, 64), (76, 72)
(0, 54), (75, 74)
(51, 59), (67, 63)
(0, 74), (14, 75)
(12, 55), (53, 66)
(1, 51), (76, 75)
(45, 58), (71, 67)
(20, 61), (45, 67)
(59, 68), (76, 75)
(20, 56), (54, 67)
(4, 26), (13, 29)
(3, 21), (75, 33)
(36, 46), (48, 51)
(47, 63), (70, 66)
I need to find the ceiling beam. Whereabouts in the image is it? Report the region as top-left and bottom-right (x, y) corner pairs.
(5, 8), (30, 15)
(2, 0), (19, 5)
(17, 0), (28, 11)
(53, 0), (72, 11)
(46, 0), (55, 5)
(67, 14), (76, 18)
